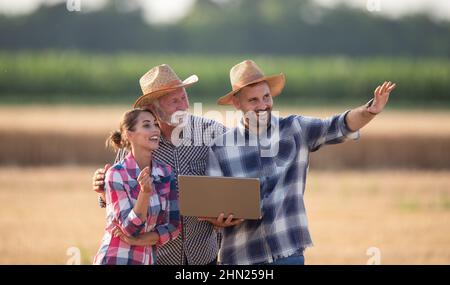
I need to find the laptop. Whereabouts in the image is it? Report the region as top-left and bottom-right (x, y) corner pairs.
(178, 175), (262, 220)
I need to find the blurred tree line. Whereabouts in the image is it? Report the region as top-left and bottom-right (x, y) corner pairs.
(1, 52), (448, 106)
(0, 0), (449, 56)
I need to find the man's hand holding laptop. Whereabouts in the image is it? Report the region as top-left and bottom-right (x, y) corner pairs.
(198, 213), (244, 228)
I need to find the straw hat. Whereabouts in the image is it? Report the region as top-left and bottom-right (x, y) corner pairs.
(133, 64), (198, 108)
(217, 60), (285, 105)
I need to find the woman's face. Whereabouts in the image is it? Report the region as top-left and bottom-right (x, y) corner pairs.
(127, 111), (161, 152)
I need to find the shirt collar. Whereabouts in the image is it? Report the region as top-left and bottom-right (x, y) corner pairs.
(124, 152), (167, 182)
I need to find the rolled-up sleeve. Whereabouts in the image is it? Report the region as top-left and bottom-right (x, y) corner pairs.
(299, 110), (360, 152)
(155, 172), (181, 246)
(105, 169), (146, 237)
(338, 110), (361, 140)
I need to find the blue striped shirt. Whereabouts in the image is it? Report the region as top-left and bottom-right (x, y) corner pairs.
(207, 111), (359, 265)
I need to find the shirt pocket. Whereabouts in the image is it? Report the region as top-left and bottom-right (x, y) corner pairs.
(149, 194), (162, 216)
(189, 159), (206, 175)
(158, 194), (168, 211)
(155, 195), (169, 226)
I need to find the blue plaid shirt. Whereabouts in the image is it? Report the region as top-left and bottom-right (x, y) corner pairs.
(207, 111), (360, 265)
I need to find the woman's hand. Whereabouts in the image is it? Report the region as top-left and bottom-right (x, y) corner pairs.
(137, 166), (153, 194)
(112, 225), (141, 246)
(112, 225), (158, 246)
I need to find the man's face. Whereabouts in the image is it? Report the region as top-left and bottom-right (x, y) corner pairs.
(145, 88), (190, 127)
(232, 81), (273, 127)
(158, 87), (190, 114)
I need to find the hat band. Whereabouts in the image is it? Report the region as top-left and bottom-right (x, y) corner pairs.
(141, 79), (183, 95)
(232, 75), (265, 91)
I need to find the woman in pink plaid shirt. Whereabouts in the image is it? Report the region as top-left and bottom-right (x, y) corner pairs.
(94, 108), (180, 265)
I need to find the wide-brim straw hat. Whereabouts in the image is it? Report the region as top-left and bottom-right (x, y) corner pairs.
(217, 60), (285, 105)
(134, 64), (198, 108)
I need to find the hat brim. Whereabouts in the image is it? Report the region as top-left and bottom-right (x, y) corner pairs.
(217, 73), (285, 105)
(133, 75), (198, 108)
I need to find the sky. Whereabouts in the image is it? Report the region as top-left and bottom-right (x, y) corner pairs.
(0, 0), (448, 24)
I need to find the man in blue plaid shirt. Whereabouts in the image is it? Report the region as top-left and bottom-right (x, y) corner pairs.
(204, 60), (396, 265)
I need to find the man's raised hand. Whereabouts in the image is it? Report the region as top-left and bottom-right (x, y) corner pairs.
(368, 81), (396, 115)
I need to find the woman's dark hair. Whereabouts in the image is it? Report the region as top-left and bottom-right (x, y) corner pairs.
(106, 108), (157, 151)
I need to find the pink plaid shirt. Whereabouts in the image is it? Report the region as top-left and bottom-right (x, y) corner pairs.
(94, 153), (181, 265)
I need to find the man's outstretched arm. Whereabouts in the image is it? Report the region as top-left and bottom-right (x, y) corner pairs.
(346, 81), (396, 132)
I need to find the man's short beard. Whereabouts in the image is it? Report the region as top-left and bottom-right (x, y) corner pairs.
(153, 101), (188, 127)
(168, 110), (189, 127)
(244, 109), (271, 129)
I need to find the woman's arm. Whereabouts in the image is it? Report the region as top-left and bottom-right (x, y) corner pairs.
(113, 169), (180, 246)
(112, 227), (159, 246)
(106, 167), (151, 237)
(133, 166), (153, 222)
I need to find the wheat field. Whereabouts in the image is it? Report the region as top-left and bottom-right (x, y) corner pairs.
(0, 105), (449, 264)
(0, 167), (448, 264)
